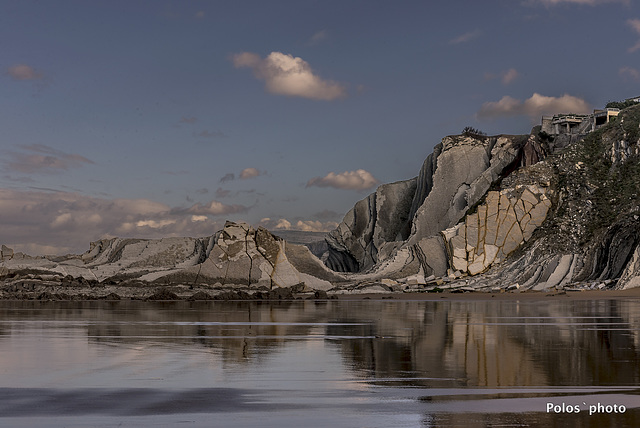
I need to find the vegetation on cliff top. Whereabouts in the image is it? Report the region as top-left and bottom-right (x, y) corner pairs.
(542, 104), (640, 251)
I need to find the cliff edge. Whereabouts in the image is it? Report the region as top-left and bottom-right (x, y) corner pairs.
(325, 104), (640, 291)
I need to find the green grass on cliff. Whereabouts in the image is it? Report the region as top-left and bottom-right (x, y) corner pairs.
(552, 104), (640, 246)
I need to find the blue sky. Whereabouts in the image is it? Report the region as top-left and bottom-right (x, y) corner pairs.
(2, 0), (640, 254)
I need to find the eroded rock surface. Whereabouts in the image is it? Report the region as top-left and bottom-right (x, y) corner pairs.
(326, 134), (532, 275)
(325, 104), (640, 291)
(1, 222), (340, 296)
(324, 178), (416, 272)
(5, 106), (640, 296)
(442, 185), (551, 276)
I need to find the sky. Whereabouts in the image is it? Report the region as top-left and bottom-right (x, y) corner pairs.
(2, 0), (640, 255)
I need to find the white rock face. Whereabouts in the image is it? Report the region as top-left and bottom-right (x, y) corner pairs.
(0, 221), (340, 291)
(325, 178), (417, 272)
(326, 133), (532, 279)
(441, 185), (551, 276)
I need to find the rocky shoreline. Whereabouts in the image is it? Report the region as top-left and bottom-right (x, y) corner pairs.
(0, 275), (334, 301)
(1, 270), (634, 302)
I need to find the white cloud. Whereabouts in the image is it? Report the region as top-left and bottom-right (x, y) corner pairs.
(502, 68), (519, 85)
(629, 18), (640, 33)
(310, 30), (328, 44)
(620, 66), (640, 80)
(232, 51), (347, 100)
(7, 64), (43, 80)
(477, 93), (591, 120)
(239, 167), (261, 179)
(258, 217), (338, 232)
(3, 144), (94, 174)
(274, 219), (292, 230)
(306, 169), (380, 191)
(187, 199), (247, 215)
(628, 19), (640, 52)
(449, 30), (482, 45)
(293, 220), (338, 232)
(232, 52), (262, 68)
(135, 219), (176, 229)
(0, 189), (233, 255)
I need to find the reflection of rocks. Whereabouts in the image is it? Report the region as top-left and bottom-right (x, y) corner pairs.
(2, 299), (639, 389)
(327, 300), (640, 388)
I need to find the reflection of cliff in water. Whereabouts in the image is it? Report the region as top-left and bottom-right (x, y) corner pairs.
(1, 299), (639, 388)
(85, 301), (332, 365)
(500, 299), (640, 386)
(327, 300), (640, 388)
(325, 301), (546, 387)
(81, 299), (640, 388)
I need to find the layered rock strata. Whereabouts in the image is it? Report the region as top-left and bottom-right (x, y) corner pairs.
(325, 178), (417, 272)
(326, 104), (640, 290)
(442, 185), (551, 276)
(1, 222), (341, 292)
(326, 133), (537, 275)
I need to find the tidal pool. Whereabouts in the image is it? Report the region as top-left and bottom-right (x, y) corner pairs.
(0, 298), (639, 427)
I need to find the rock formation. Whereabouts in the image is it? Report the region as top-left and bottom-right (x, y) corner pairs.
(1, 221), (343, 295)
(4, 105), (640, 296)
(325, 104), (640, 290)
(324, 178), (417, 272)
(442, 184), (551, 276)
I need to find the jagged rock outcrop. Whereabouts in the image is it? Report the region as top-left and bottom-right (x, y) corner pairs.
(0, 245), (13, 261)
(472, 105), (640, 290)
(1, 221), (341, 292)
(326, 133), (535, 275)
(325, 179), (416, 272)
(408, 134), (528, 244)
(171, 221), (338, 290)
(442, 184), (551, 276)
(326, 104), (640, 290)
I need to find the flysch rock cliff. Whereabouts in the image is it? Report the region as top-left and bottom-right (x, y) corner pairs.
(325, 104), (640, 291)
(1, 221), (345, 298)
(4, 104), (640, 297)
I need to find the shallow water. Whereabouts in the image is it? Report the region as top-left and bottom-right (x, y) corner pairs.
(0, 298), (639, 427)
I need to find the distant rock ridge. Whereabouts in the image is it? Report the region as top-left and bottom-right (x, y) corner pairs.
(1, 221), (344, 293)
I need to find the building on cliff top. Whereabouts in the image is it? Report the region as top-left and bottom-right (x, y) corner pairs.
(541, 97), (640, 136)
(541, 108), (620, 135)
